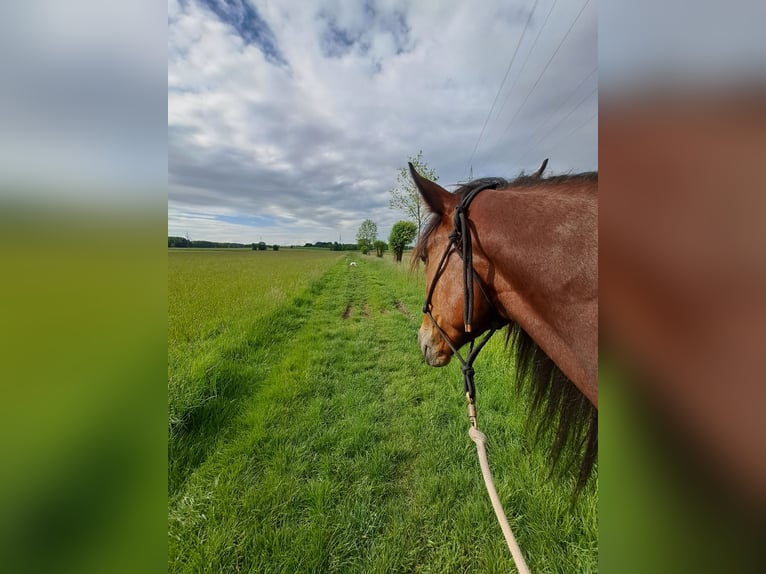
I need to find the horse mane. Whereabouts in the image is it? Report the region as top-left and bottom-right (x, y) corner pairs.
(411, 215), (439, 268)
(507, 170), (598, 188)
(412, 169), (598, 490)
(507, 322), (598, 491)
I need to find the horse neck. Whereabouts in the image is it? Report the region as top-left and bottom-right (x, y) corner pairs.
(472, 184), (596, 287)
(470, 184), (598, 404)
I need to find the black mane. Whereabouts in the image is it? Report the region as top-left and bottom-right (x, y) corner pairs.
(508, 323), (598, 491)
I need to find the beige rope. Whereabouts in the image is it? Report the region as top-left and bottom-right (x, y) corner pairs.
(469, 424), (532, 574)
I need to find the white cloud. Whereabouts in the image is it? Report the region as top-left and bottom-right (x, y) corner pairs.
(169, 0), (598, 244)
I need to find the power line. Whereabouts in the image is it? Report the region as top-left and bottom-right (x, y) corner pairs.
(523, 65), (597, 148)
(535, 84), (596, 150)
(518, 70), (597, 164)
(491, 0), (560, 133)
(465, 0), (539, 179)
(546, 108), (597, 155)
(496, 0), (592, 150)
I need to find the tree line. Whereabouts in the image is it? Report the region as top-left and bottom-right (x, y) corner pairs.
(304, 242), (359, 251)
(355, 219), (417, 262)
(168, 237), (358, 251)
(168, 237), (253, 249)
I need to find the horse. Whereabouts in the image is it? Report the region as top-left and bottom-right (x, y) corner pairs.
(410, 162), (598, 486)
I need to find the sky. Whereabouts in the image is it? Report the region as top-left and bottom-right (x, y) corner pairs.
(168, 0), (598, 245)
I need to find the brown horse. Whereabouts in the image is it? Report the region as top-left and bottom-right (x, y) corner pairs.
(410, 164), (598, 485)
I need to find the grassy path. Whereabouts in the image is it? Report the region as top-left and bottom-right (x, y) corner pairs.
(168, 254), (596, 573)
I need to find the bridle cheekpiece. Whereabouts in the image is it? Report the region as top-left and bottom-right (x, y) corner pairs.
(421, 180), (506, 421)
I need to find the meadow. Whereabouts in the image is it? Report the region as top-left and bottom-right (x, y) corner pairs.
(168, 249), (597, 573)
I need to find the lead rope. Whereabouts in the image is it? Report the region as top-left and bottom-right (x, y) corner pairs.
(421, 181), (531, 573)
(461, 334), (532, 574)
(469, 423), (531, 574)
(426, 310), (532, 573)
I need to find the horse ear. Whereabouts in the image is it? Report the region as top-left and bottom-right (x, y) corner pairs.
(532, 158), (549, 179)
(409, 162), (451, 215)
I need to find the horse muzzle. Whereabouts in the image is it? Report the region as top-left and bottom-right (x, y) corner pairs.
(418, 326), (452, 367)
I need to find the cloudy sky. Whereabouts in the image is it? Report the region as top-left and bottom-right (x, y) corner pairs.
(168, 0), (597, 245)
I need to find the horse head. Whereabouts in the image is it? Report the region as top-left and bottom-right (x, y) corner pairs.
(409, 164), (503, 367)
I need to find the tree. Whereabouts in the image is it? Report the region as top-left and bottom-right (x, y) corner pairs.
(272, 244), (279, 251)
(169, 236), (191, 248)
(373, 240), (387, 257)
(389, 150), (439, 238)
(388, 221), (417, 263)
(356, 219), (378, 254)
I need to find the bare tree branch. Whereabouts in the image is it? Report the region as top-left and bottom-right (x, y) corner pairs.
(389, 150), (439, 238)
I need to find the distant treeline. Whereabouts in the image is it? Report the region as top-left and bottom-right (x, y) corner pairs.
(168, 237), (359, 251)
(168, 237), (251, 249)
(306, 242), (359, 251)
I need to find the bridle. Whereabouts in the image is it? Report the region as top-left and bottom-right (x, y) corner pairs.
(421, 179), (507, 425)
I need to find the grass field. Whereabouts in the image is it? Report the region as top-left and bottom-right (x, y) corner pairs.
(168, 249), (597, 573)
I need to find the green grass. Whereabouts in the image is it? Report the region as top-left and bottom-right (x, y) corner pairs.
(168, 249), (342, 492)
(168, 250), (597, 572)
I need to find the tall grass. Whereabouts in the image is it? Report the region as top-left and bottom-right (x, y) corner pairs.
(168, 249), (341, 492)
(168, 251), (597, 572)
